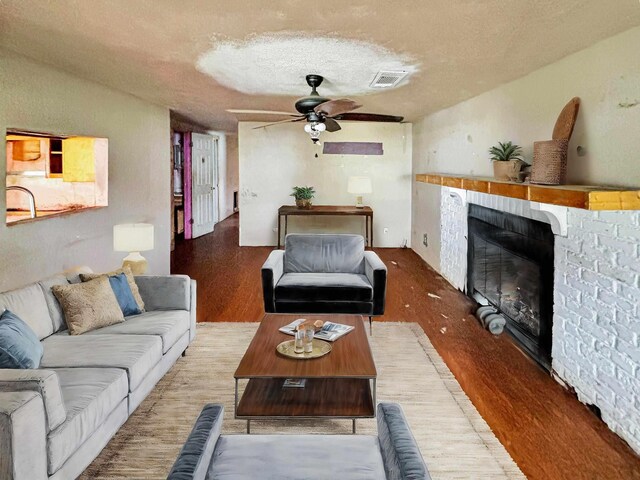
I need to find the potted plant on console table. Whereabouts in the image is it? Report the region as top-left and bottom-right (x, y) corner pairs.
(291, 186), (315, 209)
(489, 141), (527, 181)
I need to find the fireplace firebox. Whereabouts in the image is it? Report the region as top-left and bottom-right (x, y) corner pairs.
(467, 204), (554, 370)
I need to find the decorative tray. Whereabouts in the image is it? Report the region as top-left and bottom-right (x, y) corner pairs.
(276, 339), (332, 360)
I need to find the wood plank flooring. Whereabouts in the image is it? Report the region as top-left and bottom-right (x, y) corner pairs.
(171, 213), (640, 480)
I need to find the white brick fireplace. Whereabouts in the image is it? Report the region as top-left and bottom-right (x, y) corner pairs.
(439, 186), (640, 454)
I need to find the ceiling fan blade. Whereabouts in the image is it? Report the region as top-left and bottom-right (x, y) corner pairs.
(334, 113), (404, 123)
(252, 117), (306, 129)
(324, 117), (341, 132)
(227, 109), (301, 117)
(314, 99), (362, 117)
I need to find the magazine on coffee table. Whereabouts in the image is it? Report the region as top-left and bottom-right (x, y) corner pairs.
(279, 319), (354, 342)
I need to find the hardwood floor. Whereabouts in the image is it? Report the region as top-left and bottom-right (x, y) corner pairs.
(171, 213), (640, 480)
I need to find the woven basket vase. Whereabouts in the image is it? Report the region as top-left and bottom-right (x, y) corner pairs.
(530, 139), (569, 185)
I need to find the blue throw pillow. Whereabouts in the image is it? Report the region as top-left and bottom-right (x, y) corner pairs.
(108, 273), (142, 317)
(0, 310), (44, 369)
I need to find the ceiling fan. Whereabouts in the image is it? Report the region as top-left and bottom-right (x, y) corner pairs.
(228, 74), (403, 143)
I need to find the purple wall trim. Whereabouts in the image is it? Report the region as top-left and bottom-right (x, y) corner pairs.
(322, 142), (384, 155)
(183, 132), (192, 240)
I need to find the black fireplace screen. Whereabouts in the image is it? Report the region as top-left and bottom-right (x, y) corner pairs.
(467, 204), (554, 369)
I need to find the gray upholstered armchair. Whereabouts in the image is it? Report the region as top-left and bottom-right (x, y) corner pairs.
(261, 234), (387, 331)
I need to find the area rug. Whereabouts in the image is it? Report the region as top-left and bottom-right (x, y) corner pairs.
(81, 322), (525, 479)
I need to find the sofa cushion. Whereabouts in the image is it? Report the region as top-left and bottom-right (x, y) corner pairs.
(0, 310), (43, 369)
(40, 334), (162, 391)
(209, 434), (386, 480)
(0, 282), (53, 340)
(78, 310), (189, 354)
(47, 368), (128, 475)
(276, 273), (373, 302)
(81, 266), (145, 312)
(108, 273), (142, 317)
(284, 234), (365, 274)
(37, 274), (69, 333)
(52, 276), (125, 335)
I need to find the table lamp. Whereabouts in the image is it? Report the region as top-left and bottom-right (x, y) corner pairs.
(347, 176), (372, 208)
(113, 223), (154, 275)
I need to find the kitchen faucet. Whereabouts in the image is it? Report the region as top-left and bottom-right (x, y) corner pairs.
(6, 185), (37, 219)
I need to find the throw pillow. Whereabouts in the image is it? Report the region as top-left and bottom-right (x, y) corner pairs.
(52, 276), (125, 335)
(0, 309), (44, 369)
(108, 273), (142, 316)
(80, 265), (145, 311)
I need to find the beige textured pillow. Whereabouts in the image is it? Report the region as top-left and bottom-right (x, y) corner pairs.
(52, 276), (125, 335)
(80, 265), (145, 311)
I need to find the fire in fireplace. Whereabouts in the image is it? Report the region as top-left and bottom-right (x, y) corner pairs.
(467, 204), (554, 370)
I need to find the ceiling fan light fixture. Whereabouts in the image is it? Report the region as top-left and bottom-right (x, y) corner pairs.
(304, 122), (325, 143)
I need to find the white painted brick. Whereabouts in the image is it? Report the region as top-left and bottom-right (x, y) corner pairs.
(556, 282), (582, 302)
(555, 290), (566, 307)
(556, 236), (583, 254)
(597, 211), (636, 223)
(566, 251), (597, 270)
(583, 242), (616, 264)
(617, 312), (640, 339)
(597, 288), (635, 313)
(562, 317), (580, 339)
(617, 282), (640, 307)
(593, 340), (612, 359)
(610, 349), (637, 376)
(615, 252), (640, 273)
(582, 218), (616, 236)
(601, 373), (630, 400)
(565, 298), (597, 321)
(617, 339), (640, 364)
(580, 269), (614, 290)
(579, 317), (615, 346)
(593, 355), (616, 377)
(615, 367), (638, 393)
(566, 274), (598, 298)
(596, 261), (637, 285)
(618, 224), (640, 241)
(598, 235), (638, 257)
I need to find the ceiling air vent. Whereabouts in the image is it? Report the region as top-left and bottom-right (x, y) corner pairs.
(369, 70), (408, 88)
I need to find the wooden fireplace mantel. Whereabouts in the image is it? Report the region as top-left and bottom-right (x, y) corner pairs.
(415, 173), (640, 210)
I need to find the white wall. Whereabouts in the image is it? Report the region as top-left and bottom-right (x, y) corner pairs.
(412, 26), (640, 269)
(239, 121), (412, 247)
(0, 49), (171, 291)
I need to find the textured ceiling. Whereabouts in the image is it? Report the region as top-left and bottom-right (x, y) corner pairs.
(1, 1), (639, 132)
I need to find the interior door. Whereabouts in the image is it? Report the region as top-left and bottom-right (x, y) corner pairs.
(191, 133), (217, 238)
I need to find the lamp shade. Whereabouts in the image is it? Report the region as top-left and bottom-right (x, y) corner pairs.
(113, 223), (154, 252)
(347, 176), (372, 194)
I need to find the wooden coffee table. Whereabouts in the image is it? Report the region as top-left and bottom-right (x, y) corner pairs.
(234, 314), (377, 433)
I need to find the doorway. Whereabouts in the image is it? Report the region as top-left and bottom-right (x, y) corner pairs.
(190, 133), (218, 238)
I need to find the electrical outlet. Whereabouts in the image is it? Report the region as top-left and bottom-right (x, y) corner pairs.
(383, 228), (389, 234)
(423, 233), (428, 247)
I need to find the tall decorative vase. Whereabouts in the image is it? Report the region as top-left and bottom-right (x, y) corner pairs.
(530, 139), (569, 185)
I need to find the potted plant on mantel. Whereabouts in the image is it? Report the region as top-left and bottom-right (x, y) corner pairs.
(291, 186), (315, 209)
(489, 141), (527, 181)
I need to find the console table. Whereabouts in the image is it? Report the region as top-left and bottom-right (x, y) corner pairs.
(277, 205), (374, 249)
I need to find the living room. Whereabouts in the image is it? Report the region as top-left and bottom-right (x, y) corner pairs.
(1, 2), (639, 480)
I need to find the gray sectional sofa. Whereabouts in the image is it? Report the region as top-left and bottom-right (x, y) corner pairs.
(167, 403), (431, 480)
(0, 267), (196, 480)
